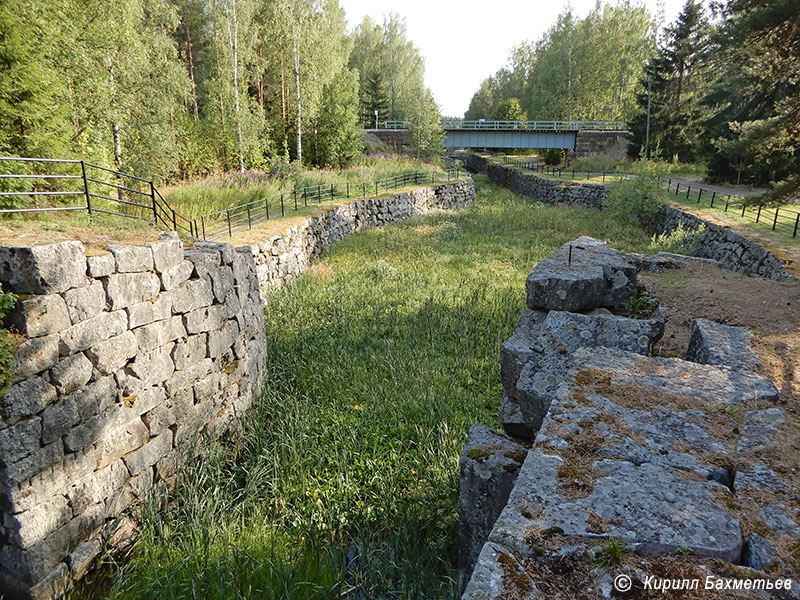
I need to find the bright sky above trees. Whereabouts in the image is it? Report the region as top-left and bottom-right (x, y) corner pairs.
(339, 0), (688, 117)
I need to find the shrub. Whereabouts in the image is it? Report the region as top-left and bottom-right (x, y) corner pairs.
(607, 159), (670, 232)
(540, 148), (567, 166)
(648, 223), (706, 256)
(0, 284), (18, 395)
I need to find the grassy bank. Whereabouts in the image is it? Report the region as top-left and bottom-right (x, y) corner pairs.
(163, 156), (442, 219)
(81, 176), (652, 600)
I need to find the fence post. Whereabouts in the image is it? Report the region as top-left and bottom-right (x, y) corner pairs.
(81, 161), (92, 218)
(294, 189), (298, 210)
(697, 189), (702, 203)
(375, 181), (378, 196)
(281, 194), (285, 216)
(685, 186), (691, 200)
(265, 198), (269, 219)
(794, 213), (799, 238)
(741, 202), (746, 217)
(247, 204), (252, 229)
(756, 205), (761, 223)
(711, 191), (716, 208)
(150, 181), (157, 223)
(676, 182), (680, 194)
(227, 209), (232, 237)
(317, 185), (321, 203)
(172, 208), (177, 230)
(201, 215), (206, 240)
(772, 208), (779, 230)
(347, 182), (350, 198)
(667, 177), (671, 190)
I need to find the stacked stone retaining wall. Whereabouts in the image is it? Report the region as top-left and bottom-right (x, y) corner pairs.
(463, 153), (606, 210)
(0, 178), (475, 599)
(464, 153), (794, 282)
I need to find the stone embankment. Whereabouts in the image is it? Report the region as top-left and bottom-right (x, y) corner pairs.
(464, 153), (606, 210)
(460, 237), (799, 599)
(463, 152), (795, 283)
(0, 178), (476, 599)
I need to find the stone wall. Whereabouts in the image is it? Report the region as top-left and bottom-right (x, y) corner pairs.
(0, 179), (475, 599)
(665, 207), (795, 281)
(464, 153), (794, 282)
(463, 153), (606, 210)
(0, 232), (267, 599)
(241, 180), (475, 295)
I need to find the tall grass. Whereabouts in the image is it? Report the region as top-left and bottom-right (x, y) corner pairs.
(82, 176), (651, 600)
(162, 156), (441, 219)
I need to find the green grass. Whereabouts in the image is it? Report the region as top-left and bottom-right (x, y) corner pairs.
(163, 156), (443, 219)
(80, 176), (651, 600)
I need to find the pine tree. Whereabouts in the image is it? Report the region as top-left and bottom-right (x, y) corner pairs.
(361, 71), (389, 128)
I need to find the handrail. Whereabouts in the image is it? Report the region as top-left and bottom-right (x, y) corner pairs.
(377, 119), (627, 131)
(0, 156), (469, 242)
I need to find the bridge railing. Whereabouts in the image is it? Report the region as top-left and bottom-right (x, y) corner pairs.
(379, 120), (627, 131)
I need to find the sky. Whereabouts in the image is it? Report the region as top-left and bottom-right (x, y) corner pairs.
(338, 0), (689, 117)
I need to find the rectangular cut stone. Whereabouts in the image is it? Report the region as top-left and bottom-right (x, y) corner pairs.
(126, 293), (172, 329)
(1, 441), (63, 488)
(142, 388), (192, 436)
(95, 417), (149, 470)
(108, 245), (153, 273)
(184, 305), (226, 334)
(42, 377), (116, 445)
(172, 334), (207, 371)
(147, 233), (183, 272)
(62, 280), (106, 324)
(160, 260), (193, 291)
(171, 278), (213, 314)
(6, 295), (70, 338)
(104, 272), (161, 310)
(11, 334), (59, 382)
(134, 315), (184, 354)
(123, 429), (173, 476)
(59, 310), (127, 356)
(86, 253), (115, 278)
(0, 417), (43, 464)
(165, 358), (212, 395)
(210, 266), (234, 301)
(686, 318), (761, 370)
(124, 346), (174, 388)
(0, 378), (56, 424)
(67, 458), (128, 515)
(0, 241), (87, 294)
(122, 385), (166, 417)
(185, 249), (221, 279)
(208, 320), (239, 358)
(4, 494), (72, 549)
(85, 330), (138, 375)
(48, 353), (93, 396)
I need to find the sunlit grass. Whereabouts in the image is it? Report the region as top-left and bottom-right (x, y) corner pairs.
(81, 176), (651, 600)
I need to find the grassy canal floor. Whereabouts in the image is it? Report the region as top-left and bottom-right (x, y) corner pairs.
(81, 176), (652, 600)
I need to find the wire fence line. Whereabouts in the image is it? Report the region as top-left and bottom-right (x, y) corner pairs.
(0, 156), (465, 241)
(479, 153), (800, 239)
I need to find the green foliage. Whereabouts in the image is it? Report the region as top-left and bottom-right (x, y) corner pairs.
(648, 222), (706, 255)
(314, 68), (363, 168)
(570, 154), (630, 172)
(595, 538), (627, 567)
(0, 284), (18, 396)
(623, 290), (658, 317)
(540, 148), (567, 166)
(491, 98), (527, 122)
(91, 177), (651, 599)
(465, 2), (656, 121)
(407, 87), (444, 161)
(607, 159), (670, 231)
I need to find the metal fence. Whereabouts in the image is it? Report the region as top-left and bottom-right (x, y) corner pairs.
(496, 153), (631, 183)
(0, 157), (195, 236)
(0, 157), (464, 241)
(665, 178), (800, 239)
(195, 168), (463, 240)
(379, 120), (627, 131)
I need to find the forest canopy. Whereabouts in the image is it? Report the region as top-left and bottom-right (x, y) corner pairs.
(0, 0), (443, 182)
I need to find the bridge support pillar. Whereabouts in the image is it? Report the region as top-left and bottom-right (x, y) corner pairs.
(567, 130), (629, 165)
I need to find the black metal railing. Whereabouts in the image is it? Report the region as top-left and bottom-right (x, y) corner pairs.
(496, 153), (632, 183)
(665, 178), (800, 239)
(0, 157), (465, 241)
(0, 157), (195, 237)
(193, 168), (463, 240)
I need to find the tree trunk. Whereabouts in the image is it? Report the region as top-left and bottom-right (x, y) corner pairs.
(280, 42), (287, 137)
(185, 22), (199, 120)
(292, 18), (302, 163)
(228, 0), (245, 174)
(257, 42), (264, 108)
(107, 56), (124, 201)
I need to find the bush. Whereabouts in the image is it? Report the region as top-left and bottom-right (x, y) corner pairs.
(570, 153), (629, 173)
(540, 148), (567, 166)
(648, 223), (706, 256)
(607, 160), (670, 232)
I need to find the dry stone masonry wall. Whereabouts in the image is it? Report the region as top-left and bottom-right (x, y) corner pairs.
(464, 153), (606, 210)
(241, 180), (474, 295)
(464, 152), (795, 283)
(459, 238), (799, 599)
(0, 179), (475, 599)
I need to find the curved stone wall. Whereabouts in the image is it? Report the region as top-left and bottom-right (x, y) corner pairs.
(0, 178), (476, 599)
